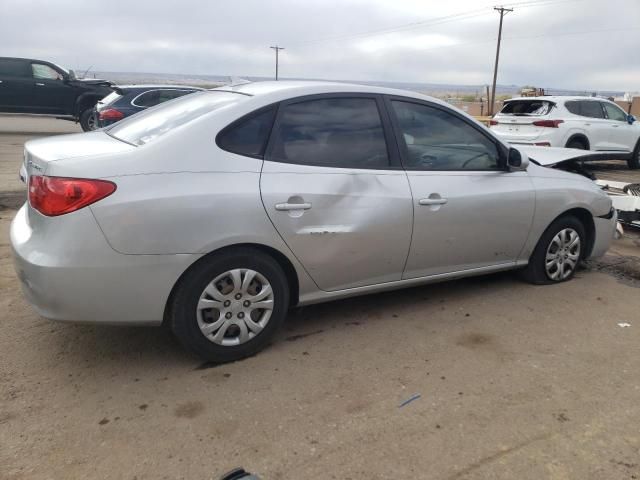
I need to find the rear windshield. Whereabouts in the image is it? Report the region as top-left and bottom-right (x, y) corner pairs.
(499, 100), (554, 116)
(97, 92), (122, 110)
(107, 91), (246, 146)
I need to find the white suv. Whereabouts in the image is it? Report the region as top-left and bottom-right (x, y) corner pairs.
(490, 96), (640, 169)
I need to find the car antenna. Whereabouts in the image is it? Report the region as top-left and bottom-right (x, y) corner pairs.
(81, 65), (93, 79)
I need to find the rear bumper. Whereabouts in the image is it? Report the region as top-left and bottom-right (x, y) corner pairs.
(492, 128), (563, 147)
(588, 211), (618, 259)
(10, 205), (200, 325)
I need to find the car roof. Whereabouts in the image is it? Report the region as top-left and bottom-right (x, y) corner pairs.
(115, 84), (205, 91)
(505, 95), (612, 103)
(213, 80), (449, 106)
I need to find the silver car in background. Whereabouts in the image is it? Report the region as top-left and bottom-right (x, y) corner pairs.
(11, 81), (616, 362)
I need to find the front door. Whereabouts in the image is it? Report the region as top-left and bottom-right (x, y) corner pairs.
(386, 98), (536, 279)
(29, 62), (75, 114)
(602, 101), (637, 152)
(260, 95), (413, 291)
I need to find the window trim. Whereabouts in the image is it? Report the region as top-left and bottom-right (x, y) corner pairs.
(215, 103), (279, 159)
(264, 93), (402, 170)
(130, 88), (198, 108)
(383, 95), (508, 172)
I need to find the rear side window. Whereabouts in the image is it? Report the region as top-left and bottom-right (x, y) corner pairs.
(565, 101), (580, 115)
(268, 97), (389, 169)
(108, 91), (246, 146)
(0, 58), (29, 77)
(500, 100), (553, 116)
(217, 107), (276, 158)
(579, 101), (604, 119)
(133, 89), (195, 108)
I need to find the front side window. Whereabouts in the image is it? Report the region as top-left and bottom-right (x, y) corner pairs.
(269, 97), (389, 169)
(217, 107), (276, 158)
(31, 63), (62, 80)
(391, 101), (500, 171)
(579, 101), (604, 119)
(602, 102), (627, 122)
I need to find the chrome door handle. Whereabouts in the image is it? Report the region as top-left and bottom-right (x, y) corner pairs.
(419, 198), (448, 206)
(35, 83), (45, 86)
(0, 80), (3, 84)
(275, 202), (312, 211)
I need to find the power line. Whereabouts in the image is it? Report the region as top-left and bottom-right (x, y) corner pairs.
(289, 0), (586, 48)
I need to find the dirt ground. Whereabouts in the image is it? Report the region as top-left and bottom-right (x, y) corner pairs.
(1, 116), (639, 480)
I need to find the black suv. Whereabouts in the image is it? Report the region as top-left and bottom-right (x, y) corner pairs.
(0, 57), (114, 131)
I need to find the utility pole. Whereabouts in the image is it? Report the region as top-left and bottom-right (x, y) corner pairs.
(270, 46), (285, 81)
(489, 7), (513, 116)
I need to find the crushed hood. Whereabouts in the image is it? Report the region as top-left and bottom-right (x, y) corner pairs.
(514, 145), (625, 167)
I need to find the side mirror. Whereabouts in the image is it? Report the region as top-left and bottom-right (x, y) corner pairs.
(508, 147), (529, 171)
(628, 114), (636, 125)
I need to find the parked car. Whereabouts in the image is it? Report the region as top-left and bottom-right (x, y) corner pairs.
(489, 96), (640, 169)
(0, 57), (113, 131)
(11, 82), (616, 363)
(94, 85), (204, 129)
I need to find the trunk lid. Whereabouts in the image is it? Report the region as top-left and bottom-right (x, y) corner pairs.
(23, 131), (135, 179)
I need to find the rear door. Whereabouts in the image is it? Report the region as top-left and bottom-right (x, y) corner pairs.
(29, 62), (76, 114)
(602, 101), (637, 152)
(386, 98), (535, 279)
(259, 94), (413, 291)
(0, 58), (32, 112)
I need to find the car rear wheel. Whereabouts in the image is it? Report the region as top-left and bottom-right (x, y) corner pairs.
(169, 247), (289, 363)
(629, 140), (640, 169)
(565, 137), (588, 150)
(79, 108), (97, 131)
(520, 216), (585, 285)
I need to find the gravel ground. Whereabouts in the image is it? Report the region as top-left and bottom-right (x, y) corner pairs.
(1, 117), (639, 480)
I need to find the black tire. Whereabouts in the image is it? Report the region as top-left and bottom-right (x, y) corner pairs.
(169, 247), (289, 363)
(628, 140), (640, 170)
(520, 215), (586, 285)
(565, 137), (588, 150)
(79, 108), (96, 132)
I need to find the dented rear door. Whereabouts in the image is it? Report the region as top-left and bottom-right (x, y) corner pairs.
(259, 95), (413, 292)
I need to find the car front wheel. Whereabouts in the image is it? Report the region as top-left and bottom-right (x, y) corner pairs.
(169, 248), (289, 363)
(79, 108), (97, 131)
(520, 216), (586, 285)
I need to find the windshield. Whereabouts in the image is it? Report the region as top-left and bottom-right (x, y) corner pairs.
(107, 91), (247, 146)
(499, 100), (554, 116)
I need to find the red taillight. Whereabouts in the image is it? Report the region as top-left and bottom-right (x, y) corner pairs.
(489, 119), (498, 126)
(98, 108), (124, 121)
(532, 119), (564, 128)
(28, 176), (116, 216)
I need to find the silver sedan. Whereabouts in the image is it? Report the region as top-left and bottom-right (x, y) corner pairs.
(11, 81), (616, 362)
